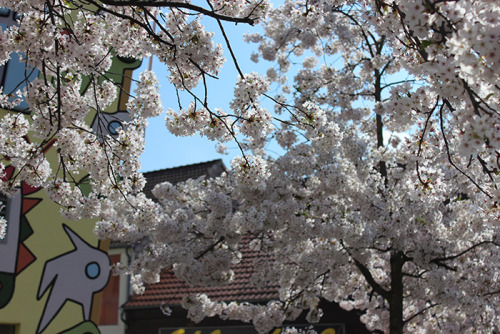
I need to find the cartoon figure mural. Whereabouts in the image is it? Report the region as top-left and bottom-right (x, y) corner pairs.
(0, 7), (141, 334)
(37, 225), (111, 334)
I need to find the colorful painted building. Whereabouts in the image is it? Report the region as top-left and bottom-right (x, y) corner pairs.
(0, 7), (141, 334)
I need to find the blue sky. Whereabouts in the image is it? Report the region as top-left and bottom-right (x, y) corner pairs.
(137, 9), (413, 173)
(139, 19), (268, 172)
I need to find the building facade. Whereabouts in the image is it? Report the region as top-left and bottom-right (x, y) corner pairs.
(0, 7), (141, 333)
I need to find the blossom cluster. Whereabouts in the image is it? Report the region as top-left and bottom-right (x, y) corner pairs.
(0, 0), (266, 218)
(127, 71), (163, 118)
(0, 214), (6, 240)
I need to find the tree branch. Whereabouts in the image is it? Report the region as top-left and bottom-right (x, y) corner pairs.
(99, 0), (256, 25)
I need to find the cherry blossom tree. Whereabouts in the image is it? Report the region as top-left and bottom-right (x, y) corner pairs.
(0, 0), (499, 333)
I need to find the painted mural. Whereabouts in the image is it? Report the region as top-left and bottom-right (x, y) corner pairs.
(0, 8), (141, 333)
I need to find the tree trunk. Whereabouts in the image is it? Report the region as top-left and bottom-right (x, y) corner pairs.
(374, 69), (388, 184)
(389, 252), (405, 334)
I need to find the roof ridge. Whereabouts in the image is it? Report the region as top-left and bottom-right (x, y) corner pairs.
(142, 159), (225, 176)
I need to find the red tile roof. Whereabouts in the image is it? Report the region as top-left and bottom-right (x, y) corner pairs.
(124, 237), (279, 308)
(123, 160), (279, 309)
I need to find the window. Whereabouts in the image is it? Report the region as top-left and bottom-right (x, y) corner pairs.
(0, 324), (16, 334)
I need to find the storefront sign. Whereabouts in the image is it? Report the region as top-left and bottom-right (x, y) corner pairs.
(160, 324), (345, 334)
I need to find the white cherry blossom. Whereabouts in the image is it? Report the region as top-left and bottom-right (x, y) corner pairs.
(0, 1), (499, 333)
